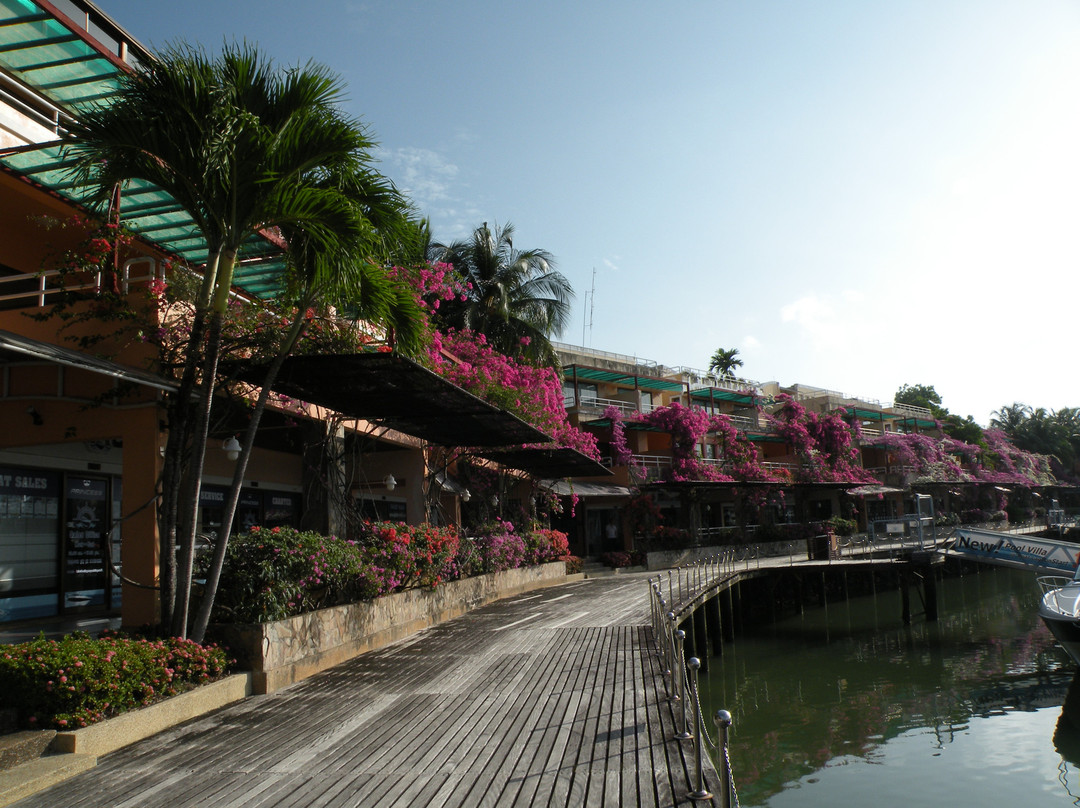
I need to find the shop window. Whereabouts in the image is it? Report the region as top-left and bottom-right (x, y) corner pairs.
(0, 467), (61, 621)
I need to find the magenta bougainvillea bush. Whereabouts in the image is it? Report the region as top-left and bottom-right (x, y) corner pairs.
(872, 428), (1054, 485)
(428, 328), (599, 458)
(600, 392), (1058, 490)
(601, 402), (773, 483)
(766, 395), (877, 484)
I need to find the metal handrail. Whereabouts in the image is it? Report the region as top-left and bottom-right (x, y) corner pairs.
(564, 395), (657, 416)
(648, 558), (740, 805)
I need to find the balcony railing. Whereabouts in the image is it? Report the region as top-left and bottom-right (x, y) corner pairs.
(0, 259), (161, 308)
(888, 402), (934, 418)
(553, 341), (659, 369)
(565, 395), (656, 416)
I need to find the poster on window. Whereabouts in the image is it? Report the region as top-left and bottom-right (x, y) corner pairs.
(263, 492), (299, 528)
(63, 477), (108, 611)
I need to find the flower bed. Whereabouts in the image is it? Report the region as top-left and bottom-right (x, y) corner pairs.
(214, 561), (568, 694)
(203, 521), (574, 693)
(0, 632), (231, 731)
(201, 522), (571, 624)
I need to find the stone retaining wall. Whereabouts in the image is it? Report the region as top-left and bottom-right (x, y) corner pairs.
(215, 561), (567, 694)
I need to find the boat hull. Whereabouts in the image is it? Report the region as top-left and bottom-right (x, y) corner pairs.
(1039, 581), (1080, 666)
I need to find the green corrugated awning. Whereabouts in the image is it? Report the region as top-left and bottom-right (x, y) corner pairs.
(564, 365), (683, 392)
(746, 434), (788, 443)
(582, 417), (667, 433)
(0, 0), (126, 108)
(894, 417), (938, 428)
(688, 388), (758, 406)
(0, 1), (290, 299)
(848, 408), (901, 420)
(0, 141), (289, 298)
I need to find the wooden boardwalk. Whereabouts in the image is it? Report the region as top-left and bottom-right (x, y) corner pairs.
(14, 574), (724, 807)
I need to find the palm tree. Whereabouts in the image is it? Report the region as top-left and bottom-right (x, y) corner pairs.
(990, 403), (1031, 435)
(188, 166), (425, 642)
(708, 347), (743, 379)
(429, 222), (572, 365)
(64, 44), (390, 636)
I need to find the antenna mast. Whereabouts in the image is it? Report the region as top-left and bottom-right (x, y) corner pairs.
(585, 267), (596, 346)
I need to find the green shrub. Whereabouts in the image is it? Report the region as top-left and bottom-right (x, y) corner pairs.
(208, 521), (572, 624)
(826, 516), (857, 537)
(0, 632), (230, 730)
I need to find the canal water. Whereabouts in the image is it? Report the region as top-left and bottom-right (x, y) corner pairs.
(697, 566), (1080, 807)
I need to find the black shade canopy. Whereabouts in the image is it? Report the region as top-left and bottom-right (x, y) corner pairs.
(235, 353), (551, 447)
(476, 446), (613, 478)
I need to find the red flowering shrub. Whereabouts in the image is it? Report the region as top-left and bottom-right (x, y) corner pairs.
(207, 520), (567, 623)
(0, 633), (230, 730)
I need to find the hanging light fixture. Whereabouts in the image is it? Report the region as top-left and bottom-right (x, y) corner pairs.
(222, 436), (241, 462)
(462, 488), (471, 502)
(384, 473), (397, 491)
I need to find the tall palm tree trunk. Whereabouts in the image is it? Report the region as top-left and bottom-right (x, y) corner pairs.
(158, 252), (221, 628)
(190, 312), (308, 643)
(171, 251), (234, 637)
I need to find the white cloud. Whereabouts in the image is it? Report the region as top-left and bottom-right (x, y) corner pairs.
(602, 257), (620, 272)
(742, 335), (761, 351)
(378, 146), (459, 204)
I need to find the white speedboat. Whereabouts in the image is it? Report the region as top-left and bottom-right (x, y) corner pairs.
(1039, 575), (1080, 666)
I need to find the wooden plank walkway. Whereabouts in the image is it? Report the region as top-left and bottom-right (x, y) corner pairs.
(14, 574), (725, 807)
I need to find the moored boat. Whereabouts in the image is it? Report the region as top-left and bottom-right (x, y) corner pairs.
(1039, 575), (1080, 665)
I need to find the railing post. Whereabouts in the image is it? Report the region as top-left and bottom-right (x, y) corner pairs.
(674, 630), (691, 737)
(666, 610), (678, 696)
(658, 598), (671, 689)
(715, 709), (734, 808)
(686, 658), (712, 801)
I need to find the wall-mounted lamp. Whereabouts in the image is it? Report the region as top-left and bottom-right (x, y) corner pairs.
(26, 406), (42, 426)
(222, 436), (241, 462)
(384, 473), (397, 491)
(491, 494), (499, 507)
(462, 488), (471, 503)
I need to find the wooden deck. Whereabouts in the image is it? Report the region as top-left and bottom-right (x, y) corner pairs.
(15, 574), (724, 807)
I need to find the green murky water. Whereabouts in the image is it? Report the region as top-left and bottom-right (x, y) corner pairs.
(697, 567), (1080, 807)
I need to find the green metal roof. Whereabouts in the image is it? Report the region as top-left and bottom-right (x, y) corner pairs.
(1, 142), (288, 297)
(564, 365), (683, 392)
(689, 388), (758, 406)
(0, 1), (289, 299)
(848, 407), (901, 420)
(894, 416), (938, 429)
(581, 417), (667, 433)
(746, 433), (788, 443)
(0, 0), (124, 108)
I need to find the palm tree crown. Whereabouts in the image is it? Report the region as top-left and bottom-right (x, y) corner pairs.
(708, 347), (743, 379)
(430, 222), (573, 365)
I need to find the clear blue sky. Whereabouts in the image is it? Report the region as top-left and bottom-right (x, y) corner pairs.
(101, 0), (1080, 424)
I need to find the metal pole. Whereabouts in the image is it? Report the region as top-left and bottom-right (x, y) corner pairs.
(666, 610), (678, 696)
(674, 630), (691, 738)
(659, 599), (671, 690)
(715, 709), (733, 808)
(687, 658), (712, 801)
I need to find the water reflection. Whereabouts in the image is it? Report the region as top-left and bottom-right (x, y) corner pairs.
(698, 567), (1075, 806)
(1054, 674), (1080, 804)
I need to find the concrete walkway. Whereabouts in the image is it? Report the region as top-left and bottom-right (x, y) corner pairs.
(12, 574), (724, 807)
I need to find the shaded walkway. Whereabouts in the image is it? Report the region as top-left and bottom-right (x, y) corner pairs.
(15, 574), (723, 807)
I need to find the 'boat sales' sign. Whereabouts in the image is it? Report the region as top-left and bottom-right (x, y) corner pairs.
(950, 528), (1080, 574)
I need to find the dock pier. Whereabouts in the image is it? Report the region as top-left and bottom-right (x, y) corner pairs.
(14, 574), (726, 807)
